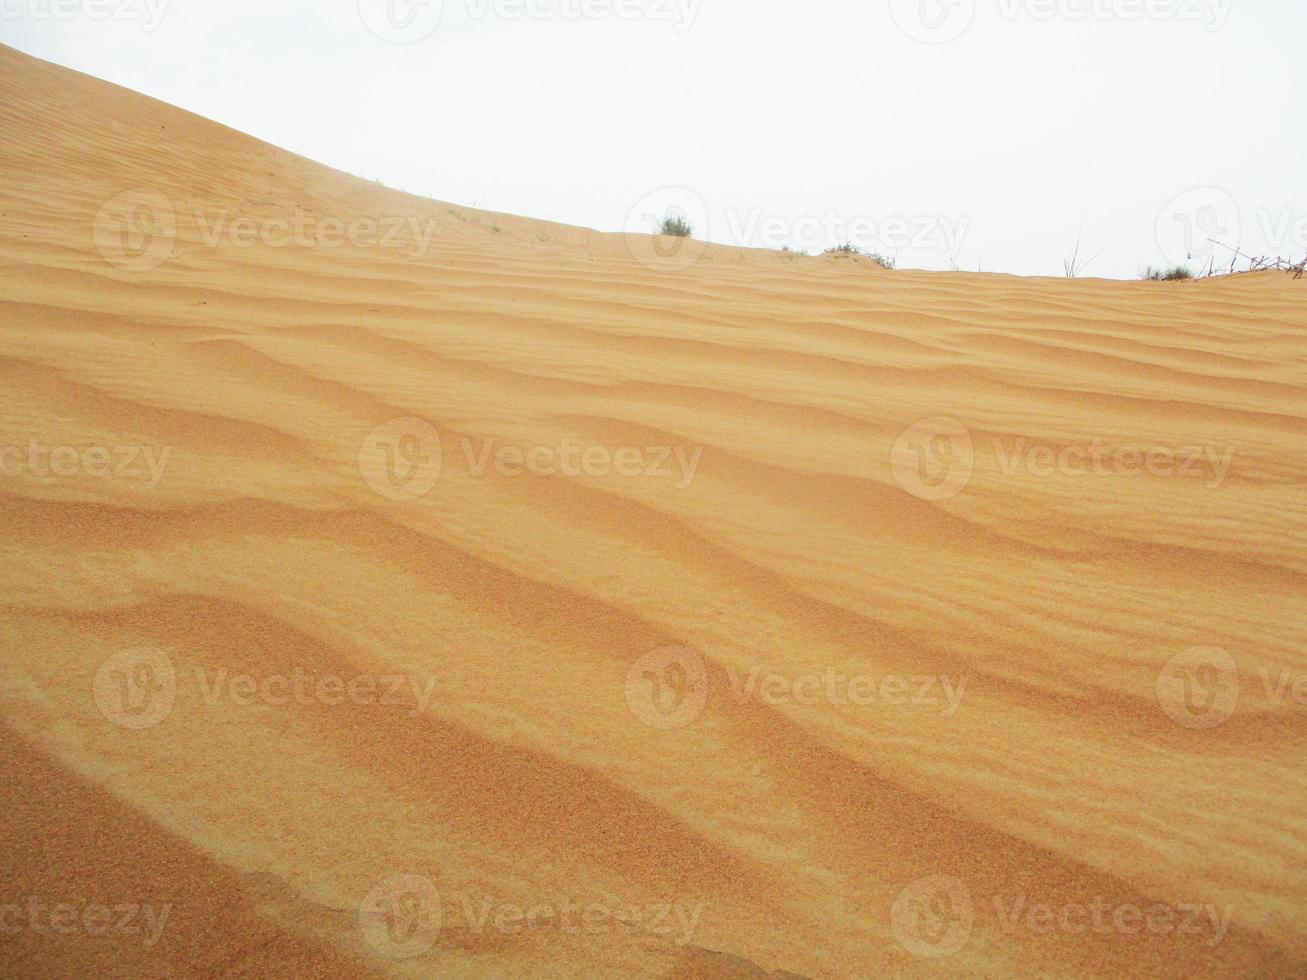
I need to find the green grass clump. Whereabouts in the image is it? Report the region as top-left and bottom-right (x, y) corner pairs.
(1143, 265), (1194, 281)
(658, 215), (693, 238)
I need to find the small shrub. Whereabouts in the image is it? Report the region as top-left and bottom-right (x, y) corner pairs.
(1143, 265), (1194, 281)
(824, 243), (894, 269)
(659, 214), (693, 238)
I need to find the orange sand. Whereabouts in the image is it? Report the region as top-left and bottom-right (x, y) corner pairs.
(1, 44), (1305, 979)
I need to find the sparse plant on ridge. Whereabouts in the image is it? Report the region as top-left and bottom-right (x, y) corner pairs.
(1063, 225), (1102, 278)
(1143, 265), (1194, 281)
(1202, 240), (1307, 279)
(658, 214), (693, 238)
(824, 243), (895, 269)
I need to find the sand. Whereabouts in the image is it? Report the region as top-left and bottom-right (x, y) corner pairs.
(1, 43), (1305, 979)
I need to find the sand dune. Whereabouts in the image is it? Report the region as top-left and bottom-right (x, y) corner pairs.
(1, 44), (1305, 978)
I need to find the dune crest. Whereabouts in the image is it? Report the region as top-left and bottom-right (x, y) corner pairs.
(1, 44), (1305, 978)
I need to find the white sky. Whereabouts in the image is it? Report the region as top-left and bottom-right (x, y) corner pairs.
(3, 0), (1303, 277)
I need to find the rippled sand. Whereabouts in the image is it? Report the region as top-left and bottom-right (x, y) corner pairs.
(1, 44), (1305, 979)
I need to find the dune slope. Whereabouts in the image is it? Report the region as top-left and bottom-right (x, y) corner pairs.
(1, 44), (1305, 978)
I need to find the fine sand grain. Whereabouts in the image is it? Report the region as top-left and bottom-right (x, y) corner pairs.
(1, 44), (1305, 979)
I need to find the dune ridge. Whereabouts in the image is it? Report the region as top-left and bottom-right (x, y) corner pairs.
(1, 44), (1306, 978)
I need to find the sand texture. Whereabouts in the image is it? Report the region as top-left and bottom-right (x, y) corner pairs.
(1, 44), (1306, 979)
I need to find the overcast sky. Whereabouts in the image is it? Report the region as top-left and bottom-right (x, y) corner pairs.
(3, 0), (1303, 277)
